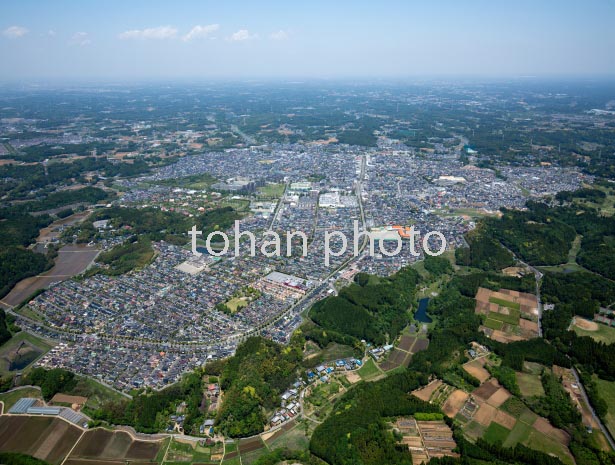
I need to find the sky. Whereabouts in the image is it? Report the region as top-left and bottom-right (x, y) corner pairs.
(1, 0), (614, 80)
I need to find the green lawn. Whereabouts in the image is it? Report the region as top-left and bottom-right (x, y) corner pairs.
(573, 322), (615, 345)
(489, 296), (521, 311)
(516, 372), (545, 397)
(358, 358), (380, 380)
(594, 377), (615, 438)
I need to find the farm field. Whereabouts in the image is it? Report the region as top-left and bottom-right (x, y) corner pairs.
(0, 244), (100, 308)
(475, 287), (540, 343)
(0, 416), (83, 465)
(69, 428), (162, 462)
(516, 372), (545, 397)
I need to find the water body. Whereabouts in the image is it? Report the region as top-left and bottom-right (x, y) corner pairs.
(414, 297), (433, 323)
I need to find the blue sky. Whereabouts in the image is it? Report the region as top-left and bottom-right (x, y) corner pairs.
(1, 0), (614, 80)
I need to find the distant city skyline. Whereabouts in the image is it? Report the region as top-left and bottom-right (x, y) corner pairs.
(1, 0), (614, 80)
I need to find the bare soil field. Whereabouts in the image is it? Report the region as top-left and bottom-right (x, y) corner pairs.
(472, 379), (500, 402)
(412, 380), (442, 402)
(486, 388), (511, 408)
(532, 417), (570, 445)
(462, 360), (491, 383)
(238, 436), (265, 453)
(380, 348), (408, 371)
(442, 390), (469, 418)
(50, 394), (88, 406)
(0, 416), (82, 465)
(474, 403), (498, 427)
(411, 339), (429, 353)
(1, 244), (100, 308)
(70, 429), (161, 461)
(398, 335), (416, 352)
(493, 409), (517, 429)
(574, 317), (599, 331)
(345, 372), (361, 384)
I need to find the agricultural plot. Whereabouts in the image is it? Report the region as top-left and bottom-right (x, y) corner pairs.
(459, 376), (574, 465)
(516, 372), (545, 397)
(379, 348), (409, 371)
(394, 417), (457, 465)
(160, 437), (221, 463)
(484, 422), (511, 444)
(411, 338), (429, 353)
(475, 288), (539, 343)
(69, 428), (162, 462)
(0, 416), (82, 465)
(398, 335), (416, 352)
(462, 360), (491, 384)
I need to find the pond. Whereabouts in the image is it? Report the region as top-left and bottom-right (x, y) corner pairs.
(414, 297), (433, 323)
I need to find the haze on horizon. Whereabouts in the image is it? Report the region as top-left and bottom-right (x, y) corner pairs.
(1, 0), (614, 81)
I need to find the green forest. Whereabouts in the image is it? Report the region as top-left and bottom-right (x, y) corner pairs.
(310, 267), (420, 345)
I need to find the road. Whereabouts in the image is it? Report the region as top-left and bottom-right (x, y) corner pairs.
(571, 367), (615, 451)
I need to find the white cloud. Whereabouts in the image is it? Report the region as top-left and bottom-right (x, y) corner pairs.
(3, 26), (28, 39)
(47, 30), (56, 37)
(228, 29), (258, 42)
(269, 30), (288, 40)
(182, 24), (219, 41)
(118, 26), (177, 40)
(70, 32), (91, 46)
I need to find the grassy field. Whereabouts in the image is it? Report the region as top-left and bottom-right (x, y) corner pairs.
(516, 372), (545, 397)
(0, 331), (54, 376)
(0, 386), (42, 410)
(224, 297), (248, 313)
(594, 377), (615, 438)
(316, 342), (355, 362)
(484, 318), (504, 330)
(525, 430), (574, 465)
(488, 308), (521, 325)
(573, 322), (615, 344)
(257, 183), (285, 198)
(502, 419), (532, 447)
(67, 376), (128, 413)
(489, 297), (521, 311)
(484, 422), (511, 444)
(155, 173), (217, 190)
(357, 358), (380, 380)
(267, 424), (310, 451)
